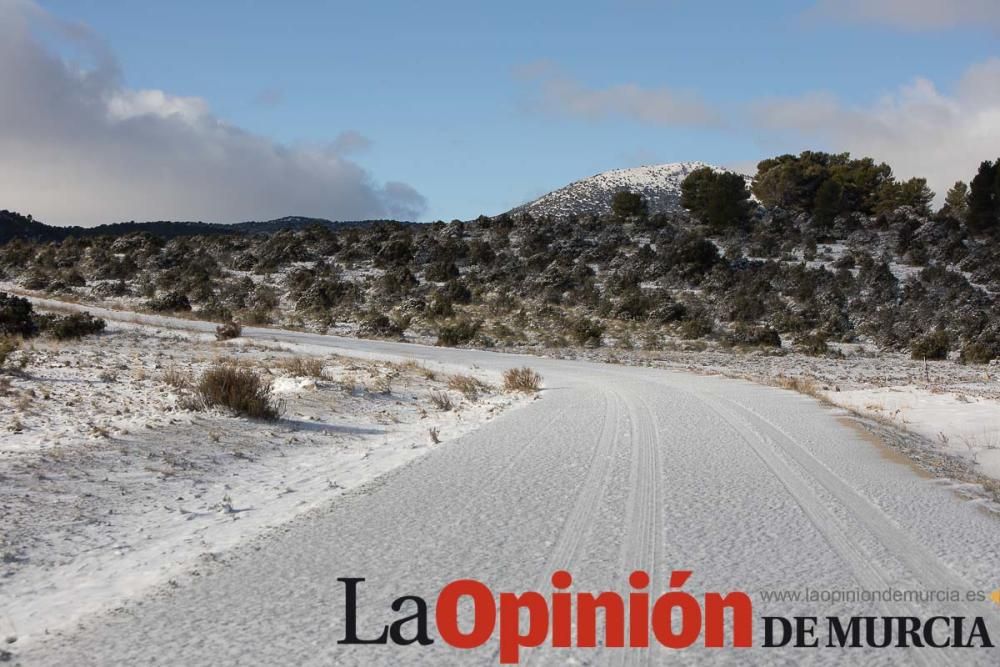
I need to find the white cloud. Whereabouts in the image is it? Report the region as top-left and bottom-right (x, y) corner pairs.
(516, 61), (720, 128)
(751, 58), (1000, 201)
(811, 0), (1000, 30)
(0, 0), (426, 226)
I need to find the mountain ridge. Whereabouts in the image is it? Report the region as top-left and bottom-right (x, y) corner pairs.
(0, 210), (406, 244)
(507, 161), (744, 220)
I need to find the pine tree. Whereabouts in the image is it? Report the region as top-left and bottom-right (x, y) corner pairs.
(611, 191), (647, 219)
(813, 179), (843, 232)
(941, 181), (969, 220)
(898, 178), (934, 217)
(681, 168), (751, 232)
(967, 160), (1000, 236)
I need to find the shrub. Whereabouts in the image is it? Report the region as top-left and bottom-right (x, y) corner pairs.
(161, 367), (192, 390)
(38, 312), (106, 340)
(429, 390), (454, 411)
(447, 374), (491, 401)
(148, 291), (191, 312)
(611, 191), (648, 218)
(794, 332), (830, 356)
(276, 356), (325, 378)
(0, 337), (20, 371)
(570, 317), (604, 347)
(725, 325), (781, 348)
(215, 319), (242, 341)
(197, 364), (283, 420)
(503, 367), (542, 393)
(678, 314), (713, 340)
(0, 292), (36, 337)
(425, 261), (459, 282)
(910, 331), (950, 360)
(357, 313), (403, 338)
(960, 341), (997, 365)
(436, 319), (481, 347)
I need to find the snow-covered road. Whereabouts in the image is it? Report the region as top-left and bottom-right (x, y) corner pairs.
(17, 300), (1000, 665)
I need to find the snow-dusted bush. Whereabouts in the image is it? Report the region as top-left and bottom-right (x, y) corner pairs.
(503, 367), (542, 393)
(0, 292), (36, 337)
(37, 312), (106, 340)
(147, 291), (191, 312)
(911, 331), (950, 360)
(570, 317), (604, 347)
(357, 313), (403, 339)
(436, 319), (480, 347)
(960, 341), (997, 365)
(215, 319), (242, 341)
(197, 364), (283, 421)
(0, 336), (20, 370)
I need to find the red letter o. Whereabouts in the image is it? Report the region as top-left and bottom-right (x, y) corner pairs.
(436, 580), (496, 648)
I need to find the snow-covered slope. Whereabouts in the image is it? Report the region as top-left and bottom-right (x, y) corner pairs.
(508, 161), (732, 219)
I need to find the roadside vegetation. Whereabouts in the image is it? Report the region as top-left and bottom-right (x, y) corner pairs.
(197, 364), (285, 421)
(3, 151), (1000, 362)
(503, 367), (542, 393)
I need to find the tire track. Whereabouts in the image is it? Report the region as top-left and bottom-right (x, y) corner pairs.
(717, 393), (988, 607)
(520, 387), (625, 667)
(536, 388), (624, 575)
(698, 392), (964, 667)
(611, 387), (664, 667)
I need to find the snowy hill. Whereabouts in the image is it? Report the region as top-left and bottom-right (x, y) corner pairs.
(508, 161), (739, 219)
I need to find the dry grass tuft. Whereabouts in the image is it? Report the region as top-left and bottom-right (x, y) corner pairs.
(161, 367), (193, 390)
(773, 375), (822, 398)
(429, 390), (454, 411)
(446, 374), (492, 401)
(197, 364), (284, 420)
(276, 356), (325, 378)
(502, 367), (542, 393)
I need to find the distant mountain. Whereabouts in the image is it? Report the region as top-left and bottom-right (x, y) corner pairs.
(507, 162), (746, 220)
(0, 210), (405, 244)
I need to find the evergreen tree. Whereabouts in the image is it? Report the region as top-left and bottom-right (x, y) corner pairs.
(681, 167), (751, 232)
(898, 178), (934, 216)
(967, 159), (1000, 236)
(611, 191), (647, 219)
(813, 178), (843, 232)
(941, 181), (969, 220)
(680, 167), (716, 213)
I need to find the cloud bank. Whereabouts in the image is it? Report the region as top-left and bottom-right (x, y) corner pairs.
(0, 0), (426, 226)
(752, 58), (1000, 201)
(516, 61), (720, 128)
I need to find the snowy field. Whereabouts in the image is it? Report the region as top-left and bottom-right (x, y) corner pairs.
(1, 318), (527, 648)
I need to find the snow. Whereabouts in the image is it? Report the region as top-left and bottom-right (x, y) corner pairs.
(826, 386), (1000, 480)
(7, 300), (1000, 665)
(1, 314), (528, 651)
(509, 161), (749, 220)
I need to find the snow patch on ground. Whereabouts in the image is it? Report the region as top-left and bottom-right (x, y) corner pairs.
(825, 386), (1000, 480)
(0, 319), (528, 648)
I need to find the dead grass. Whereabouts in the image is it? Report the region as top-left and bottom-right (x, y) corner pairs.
(396, 359), (436, 380)
(429, 390), (454, 411)
(161, 367), (193, 390)
(447, 374), (492, 401)
(197, 364), (284, 420)
(502, 367), (542, 393)
(276, 356), (325, 378)
(370, 371), (397, 395)
(773, 374), (822, 399)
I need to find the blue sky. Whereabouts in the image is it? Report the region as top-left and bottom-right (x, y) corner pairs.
(4, 0), (1000, 224)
